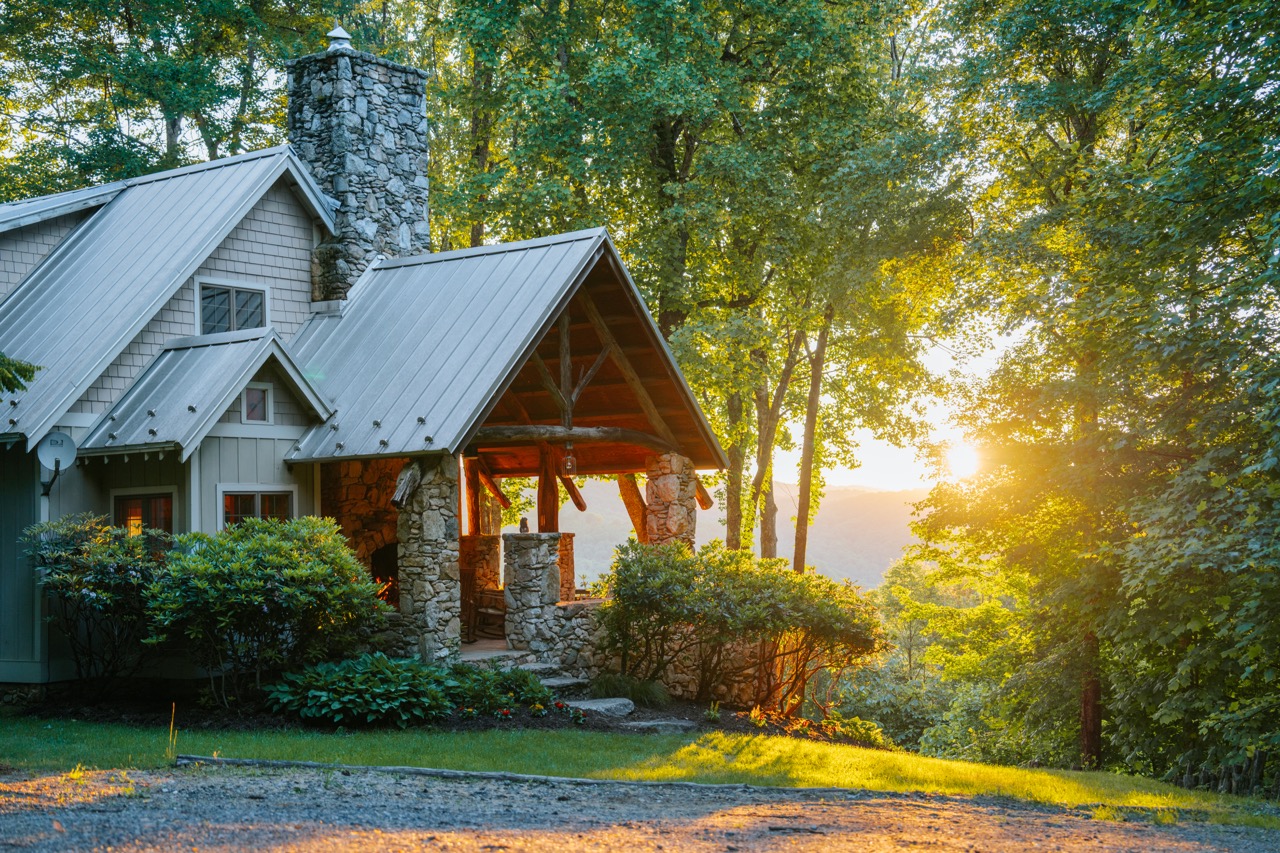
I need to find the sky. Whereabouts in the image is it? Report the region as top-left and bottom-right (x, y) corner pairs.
(772, 338), (1006, 492)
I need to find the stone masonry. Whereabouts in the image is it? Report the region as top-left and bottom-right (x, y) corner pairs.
(392, 455), (461, 661)
(557, 532), (576, 601)
(645, 452), (698, 547)
(504, 533), (605, 678)
(459, 534), (501, 591)
(287, 42), (431, 298)
(321, 458), (404, 565)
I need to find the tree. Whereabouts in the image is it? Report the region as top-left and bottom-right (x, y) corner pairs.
(0, 353), (36, 393)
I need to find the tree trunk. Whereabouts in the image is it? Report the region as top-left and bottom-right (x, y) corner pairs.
(793, 304), (833, 572)
(746, 329), (805, 544)
(1080, 631), (1103, 768)
(760, 484), (778, 559)
(725, 391), (746, 550)
(469, 59), (492, 248)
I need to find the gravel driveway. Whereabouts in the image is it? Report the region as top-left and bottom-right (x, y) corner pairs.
(2, 763), (1277, 852)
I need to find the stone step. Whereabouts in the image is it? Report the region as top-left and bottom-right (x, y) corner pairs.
(567, 697), (635, 717)
(539, 675), (589, 691)
(515, 662), (560, 676)
(620, 718), (699, 735)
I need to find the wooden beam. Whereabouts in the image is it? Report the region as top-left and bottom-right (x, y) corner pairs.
(560, 474), (587, 511)
(577, 290), (681, 448)
(695, 475), (714, 511)
(464, 458), (482, 535)
(559, 310), (572, 427)
(618, 473), (649, 543)
(537, 446), (559, 532)
(572, 343), (614, 404)
(530, 353), (570, 414)
(475, 457), (512, 509)
(473, 425), (677, 454)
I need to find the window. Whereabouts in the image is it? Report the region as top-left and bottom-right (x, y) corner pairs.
(201, 283), (265, 335)
(223, 491), (293, 526)
(241, 382), (273, 424)
(114, 493), (174, 535)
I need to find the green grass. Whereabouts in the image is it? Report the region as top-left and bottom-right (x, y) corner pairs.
(3, 713), (1277, 829)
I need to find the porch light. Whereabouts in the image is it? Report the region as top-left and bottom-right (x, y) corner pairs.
(561, 443), (577, 476)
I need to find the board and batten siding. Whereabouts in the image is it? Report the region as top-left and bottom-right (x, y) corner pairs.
(0, 445), (42, 680)
(67, 178), (318, 416)
(0, 212), (89, 303)
(217, 363), (314, 427)
(197, 437), (316, 532)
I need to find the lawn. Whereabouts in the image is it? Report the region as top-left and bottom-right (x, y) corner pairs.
(3, 713), (1277, 828)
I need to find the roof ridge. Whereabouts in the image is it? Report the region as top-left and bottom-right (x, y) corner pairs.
(123, 145), (292, 188)
(375, 227), (608, 270)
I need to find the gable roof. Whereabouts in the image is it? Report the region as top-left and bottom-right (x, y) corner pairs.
(288, 228), (726, 469)
(0, 146), (337, 449)
(80, 327), (331, 460)
(0, 183), (125, 235)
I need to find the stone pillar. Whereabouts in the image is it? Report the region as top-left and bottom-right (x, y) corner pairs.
(286, 43), (431, 298)
(394, 455), (461, 662)
(557, 532), (575, 602)
(645, 453), (698, 548)
(460, 534), (501, 590)
(503, 533), (561, 653)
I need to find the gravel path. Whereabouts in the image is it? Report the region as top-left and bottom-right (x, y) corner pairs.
(1, 764), (1276, 851)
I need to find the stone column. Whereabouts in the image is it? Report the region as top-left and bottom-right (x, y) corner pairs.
(557, 532), (576, 602)
(645, 453), (698, 548)
(503, 533), (561, 653)
(394, 455), (461, 661)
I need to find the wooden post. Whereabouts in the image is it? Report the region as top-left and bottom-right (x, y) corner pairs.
(537, 447), (560, 532)
(618, 473), (649, 544)
(464, 457), (482, 536)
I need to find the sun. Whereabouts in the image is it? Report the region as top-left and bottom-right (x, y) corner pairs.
(945, 441), (981, 480)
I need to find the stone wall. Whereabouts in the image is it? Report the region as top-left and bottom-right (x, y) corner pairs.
(645, 453), (698, 547)
(391, 455), (461, 661)
(320, 458), (404, 565)
(0, 683), (45, 707)
(287, 44), (431, 298)
(502, 532), (606, 678)
(557, 532), (575, 601)
(459, 534), (500, 591)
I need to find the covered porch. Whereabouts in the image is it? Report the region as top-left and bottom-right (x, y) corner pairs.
(289, 230), (725, 667)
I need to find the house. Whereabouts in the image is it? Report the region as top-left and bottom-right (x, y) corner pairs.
(0, 31), (725, 694)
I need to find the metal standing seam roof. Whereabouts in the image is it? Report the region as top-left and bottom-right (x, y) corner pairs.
(80, 328), (332, 460)
(0, 183), (126, 235)
(287, 227), (727, 469)
(0, 146), (337, 449)
(288, 229), (609, 462)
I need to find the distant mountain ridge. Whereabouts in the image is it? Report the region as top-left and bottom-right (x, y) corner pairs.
(555, 480), (928, 589)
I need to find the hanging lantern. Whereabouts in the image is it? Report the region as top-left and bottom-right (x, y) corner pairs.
(561, 442), (577, 476)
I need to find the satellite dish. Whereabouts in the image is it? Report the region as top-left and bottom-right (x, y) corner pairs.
(36, 431), (77, 471)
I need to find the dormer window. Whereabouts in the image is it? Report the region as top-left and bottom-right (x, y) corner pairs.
(241, 382), (273, 424)
(200, 281), (266, 335)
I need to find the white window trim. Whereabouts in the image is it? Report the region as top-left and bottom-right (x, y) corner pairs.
(215, 483), (299, 531)
(240, 381), (275, 425)
(109, 486), (180, 533)
(197, 276), (270, 335)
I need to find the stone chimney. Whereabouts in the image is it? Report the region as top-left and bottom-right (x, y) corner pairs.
(287, 27), (431, 299)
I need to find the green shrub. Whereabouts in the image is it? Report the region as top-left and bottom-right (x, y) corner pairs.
(24, 514), (169, 695)
(268, 655), (553, 727)
(266, 653), (453, 727)
(590, 672), (672, 708)
(148, 517), (388, 704)
(596, 540), (883, 711)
